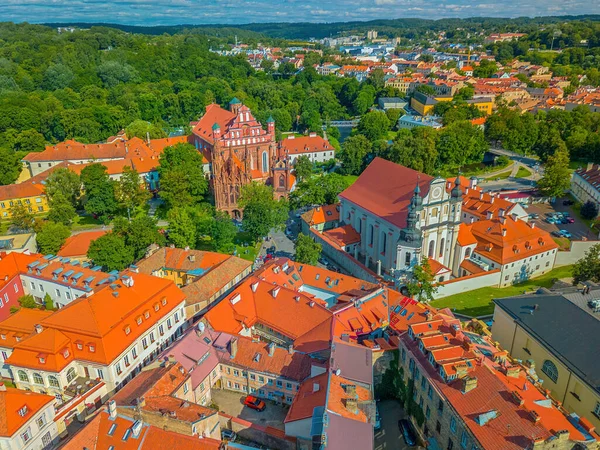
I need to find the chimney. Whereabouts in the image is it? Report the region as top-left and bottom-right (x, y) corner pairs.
(587, 162), (594, 171)
(479, 191), (484, 200)
(506, 366), (520, 378)
(345, 398), (358, 415)
(188, 254), (196, 262)
(344, 384), (357, 397)
(490, 194), (495, 204)
(268, 342), (275, 357)
(530, 410), (541, 423)
(251, 281), (259, 292)
(469, 176), (478, 189)
(230, 337), (238, 359)
(486, 211), (493, 220)
(132, 420), (143, 438)
(272, 287), (280, 298)
(502, 228), (507, 236)
(512, 391), (524, 406)
(288, 344), (294, 355)
(34, 324), (43, 334)
(530, 222), (535, 229)
(0, 382), (6, 392)
(461, 376), (478, 394)
(146, 131), (150, 145)
(511, 213), (519, 222)
(108, 400), (117, 419)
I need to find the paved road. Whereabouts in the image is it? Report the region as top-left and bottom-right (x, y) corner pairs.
(374, 400), (415, 450)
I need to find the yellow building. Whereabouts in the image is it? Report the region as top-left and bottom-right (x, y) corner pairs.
(467, 97), (494, 115)
(410, 91), (453, 116)
(0, 181), (48, 218)
(492, 292), (600, 430)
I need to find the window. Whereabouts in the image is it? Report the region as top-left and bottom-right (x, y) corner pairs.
(124, 326), (131, 335)
(234, 370), (239, 377)
(461, 431), (468, 448)
(13, 283), (18, 293)
(142, 338), (148, 350)
(36, 413), (46, 428)
(48, 376), (59, 388)
(161, 298), (167, 306)
(159, 325), (164, 336)
(276, 380), (283, 387)
(132, 347), (138, 359)
(66, 367), (77, 383)
(39, 284), (44, 292)
(65, 292), (71, 300)
(250, 374), (256, 381)
(234, 383), (240, 389)
(286, 382), (292, 390)
(150, 332), (155, 343)
(436, 420), (442, 433)
(259, 376), (264, 383)
(30, 281), (35, 290)
(97, 369), (104, 380)
(450, 416), (457, 433)
(33, 373), (44, 385)
(594, 402), (600, 417)
(116, 363), (122, 375)
(268, 378), (274, 385)
(167, 318), (172, 329)
(89, 344), (95, 353)
(136, 317), (142, 325)
(124, 355), (130, 367)
(42, 431), (52, 447)
(21, 427), (31, 443)
(18, 370), (29, 382)
(541, 360), (559, 383)
(144, 311), (150, 319)
(426, 406), (431, 419)
(183, 383), (189, 394)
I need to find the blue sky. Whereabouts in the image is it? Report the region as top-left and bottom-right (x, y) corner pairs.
(1, 0), (596, 25)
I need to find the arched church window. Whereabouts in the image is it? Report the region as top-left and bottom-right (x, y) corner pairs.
(262, 152), (269, 172)
(439, 238), (445, 258)
(428, 240), (435, 258)
(279, 175), (285, 188)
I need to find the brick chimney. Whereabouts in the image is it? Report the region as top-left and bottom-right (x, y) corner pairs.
(345, 398), (358, 415)
(506, 366), (520, 378)
(108, 400), (117, 419)
(344, 384), (357, 397)
(268, 342), (275, 357)
(0, 382), (6, 392)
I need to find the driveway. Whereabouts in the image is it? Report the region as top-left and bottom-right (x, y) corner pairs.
(211, 389), (288, 430)
(527, 199), (595, 241)
(374, 400), (418, 450)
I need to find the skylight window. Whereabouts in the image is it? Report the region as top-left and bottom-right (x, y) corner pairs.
(108, 423), (117, 436)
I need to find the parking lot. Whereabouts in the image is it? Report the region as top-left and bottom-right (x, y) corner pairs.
(526, 198), (595, 242)
(211, 389), (288, 430)
(374, 400), (420, 450)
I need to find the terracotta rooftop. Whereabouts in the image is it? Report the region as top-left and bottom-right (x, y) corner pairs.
(279, 135), (335, 156)
(301, 204), (340, 227)
(339, 157), (433, 230)
(322, 225), (360, 249)
(0, 387), (55, 437)
(57, 230), (107, 258)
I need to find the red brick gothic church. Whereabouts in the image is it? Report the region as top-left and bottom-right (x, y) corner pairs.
(189, 98), (294, 218)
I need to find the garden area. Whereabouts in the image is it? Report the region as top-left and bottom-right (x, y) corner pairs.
(430, 265), (574, 317)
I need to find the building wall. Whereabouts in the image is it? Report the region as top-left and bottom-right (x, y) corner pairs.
(0, 195), (48, 219)
(555, 241), (600, 267)
(20, 274), (89, 308)
(434, 270), (501, 299)
(2, 401), (59, 450)
(491, 307), (600, 430)
(284, 417), (312, 439)
(287, 150), (335, 165)
(571, 173), (600, 209)
(0, 275), (25, 322)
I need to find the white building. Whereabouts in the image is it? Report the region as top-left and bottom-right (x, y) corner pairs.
(279, 134), (336, 165)
(571, 163), (600, 208)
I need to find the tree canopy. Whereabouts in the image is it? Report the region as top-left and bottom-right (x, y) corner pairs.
(87, 232), (135, 271)
(239, 183), (288, 242)
(158, 144), (208, 208)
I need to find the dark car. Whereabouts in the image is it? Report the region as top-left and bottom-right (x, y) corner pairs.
(266, 246), (276, 255)
(563, 199), (575, 206)
(398, 419), (417, 446)
(551, 230), (563, 237)
(244, 395), (266, 411)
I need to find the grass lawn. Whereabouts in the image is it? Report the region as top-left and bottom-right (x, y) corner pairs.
(339, 175), (358, 186)
(515, 166), (532, 178)
(492, 170), (513, 180)
(430, 265), (574, 317)
(196, 231), (260, 262)
(552, 237), (571, 251)
(71, 214), (103, 231)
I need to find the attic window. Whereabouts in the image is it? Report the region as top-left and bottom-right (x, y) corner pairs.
(144, 310), (150, 319)
(89, 344), (95, 353)
(154, 303), (160, 312)
(0, 334), (5, 340)
(17, 406), (28, 417)
(124, 326), (131, 335)
(39, 357), (45, 364)
(136, 316), (143, 326)
(62, 349), (70, 359)
(76, 342), (83, 350)
(161, 298), (167, 306)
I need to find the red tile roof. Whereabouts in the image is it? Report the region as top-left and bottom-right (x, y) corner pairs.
(284, 372), (328, 423)
(301, 204), (340, 226)
(339, 157), (432, 229)
(279, 135), (334, 156)
(322, 225), (360, 248)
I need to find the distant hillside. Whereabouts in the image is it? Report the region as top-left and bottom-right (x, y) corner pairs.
(45, 15), (600, 39)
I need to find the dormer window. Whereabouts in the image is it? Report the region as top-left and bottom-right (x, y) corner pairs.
(136, 317), (142, 326)
(0, 334), (5, 340)
(124, 326), (131, 335)
(62, 349), (70, 359)
(17, 406), (28, 417)
(76, 343), (83, 350)
(88, 344), (95, 353)
(161, 298), (167, 306)
(144, 310), (150, 319)
(39, 357), (45, 364)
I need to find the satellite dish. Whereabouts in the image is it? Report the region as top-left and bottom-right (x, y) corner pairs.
(198, 322), (205, 333)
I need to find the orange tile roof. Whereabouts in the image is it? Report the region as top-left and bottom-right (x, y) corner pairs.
(457, 223), (478, 246)
(0, 308), (54, 349)
(284, 372), (328, 422)
(427, 258), (451, 276)
(190, 103), (236, 145)
(58, 230), (107, 258)
(279, 135), (334, 156)
(470, 216), (558, 265)
(459, 259), (485, 275)
(301, 204), (340, 226)
(462, 188), (520, 221)
(327, 373), (372, 422)
(322, 225), (360, 249)
(0, 387), (54, 437)
(332, 288), (390, 341)
(0, 180), (45, 202)
(5, 272), (186, 371)
(63, 410), (221, 450)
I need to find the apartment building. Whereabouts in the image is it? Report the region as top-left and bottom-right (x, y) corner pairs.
(493, 290), (600, 431)
(136, 246), (252, 319)
(2, 270), (187, 397)
(571, 163), (600, 208)
(0, 385), (59, 450)
(278, 134), (336, 165)
(397, 307), (599, 450)
(0, 181), (48, 218)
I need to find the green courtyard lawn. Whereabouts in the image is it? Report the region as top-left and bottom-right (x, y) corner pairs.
(196, 231), (260, 263)
(430, 265), (574, 317)
(71, 214), (104, 231)
(339, 175), (358, 186)
(515, 166), (532, 178)
(493, 170), (513, 181)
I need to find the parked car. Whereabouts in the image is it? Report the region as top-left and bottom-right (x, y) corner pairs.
(221, 430), (237, 442)
(566, 217), (575, 223)
(374, 407), (381, 431)
(546, 218), (556, 224)
(551, 231), (563, 237)
(398, 419), (417, 446)
(528, 213), (539, 219)
(244, 395), (266, 411)
(266, 246), (276, 254)
(560, 230), (573, 239)
(563, 199), (575, 206)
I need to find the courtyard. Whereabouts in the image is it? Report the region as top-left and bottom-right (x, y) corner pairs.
(210, 389), (288, 430)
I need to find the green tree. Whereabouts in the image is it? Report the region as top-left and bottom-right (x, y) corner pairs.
(87, 232), (135, 271)
(239, 183), (288, 242)
(385, 108), (404, 129)
(294, 155), (313, 182)
(36, 221), (70, 254)
(44, 168), (81, 206)
(125, 120), (167, 140)
(383, 128), (438, 175)
(18, 294), (39, 309)
(43, 64), (74, 91)
(44, 293), (55, 311)
(357, 111), (391, 142)
(115, 166), (151, 220)
(0, 149), (24, 185)
(47, 192), (77, 226)
(573, 244), (600, 284)
(113, 215), (165, 259)
(437, 121), (488, 168)
(9, 203), (35, 231)
(537, 148), (571, 198)
(415, 84), (436, 96)
(158, 144), (208, 208)
(405, 258), (438, 302)
(167, 207), (197, 248)
(12, 129), (46, 153)
(295, 233), (322, 265)
(580, 201), (599, 221)
(454, 86), (474, 100)
(211, 211), (237, 252)
(81, 163), (117, 222)
(340, 135), (371, 176)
